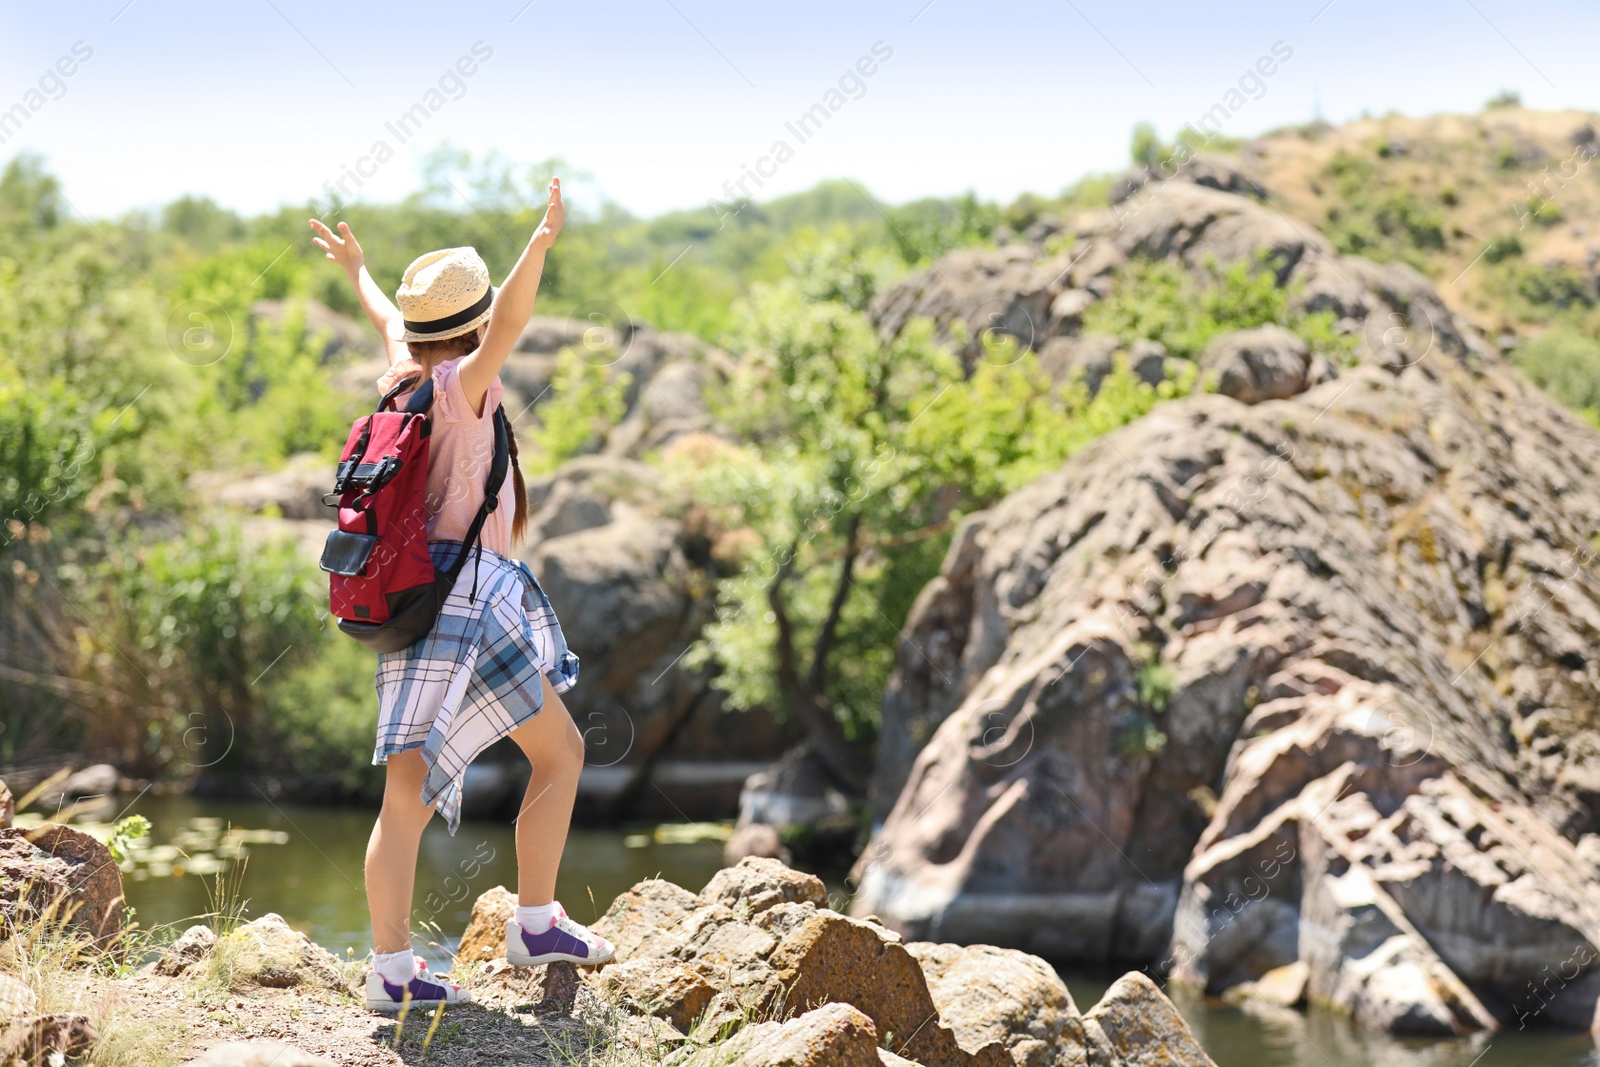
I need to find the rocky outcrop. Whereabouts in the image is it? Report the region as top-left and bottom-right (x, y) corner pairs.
(456, 858), (1215, 1065)
(853, 253), (1600, 1034)
(154, 924), (218, 977)
(854, 174), (1600, 1034)
(0, 824), (124, 946)
(866, 166), (1484, 383)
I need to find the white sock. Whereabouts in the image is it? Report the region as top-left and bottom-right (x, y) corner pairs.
(515, 901), (558, 930)
(375, 948), (417, 983)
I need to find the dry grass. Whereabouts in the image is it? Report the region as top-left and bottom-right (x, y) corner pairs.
(0, 891), (177, 1067)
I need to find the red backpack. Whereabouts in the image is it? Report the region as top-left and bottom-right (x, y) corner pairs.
(319, 374), (509, 652)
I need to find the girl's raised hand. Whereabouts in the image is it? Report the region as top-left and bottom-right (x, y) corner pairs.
(309, 219), (366, 275)
(532, 178), (563, 250)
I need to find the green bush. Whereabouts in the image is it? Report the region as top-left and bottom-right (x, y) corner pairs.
(1514, 327), (1600, 424)
(529, 348), (633, 473)
(1082, 256), (1351, 362)
(66, 522), (328, 775)
(1319, 151), (1446, 269)
(259, 631), (385, 799)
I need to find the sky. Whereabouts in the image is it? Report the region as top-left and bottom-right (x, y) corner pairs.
(2, 0), (1598, 222)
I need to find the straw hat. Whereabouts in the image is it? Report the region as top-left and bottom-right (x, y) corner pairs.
(389, 247), (496, 342)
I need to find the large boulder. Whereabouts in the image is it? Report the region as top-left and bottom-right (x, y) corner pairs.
(0, 824), (124, 946)
(853, 308), (1600, 1032)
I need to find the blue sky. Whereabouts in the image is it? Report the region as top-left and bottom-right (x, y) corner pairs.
(1, 0), (1596, 220)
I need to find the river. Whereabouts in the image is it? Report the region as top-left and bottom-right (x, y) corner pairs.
(115, 794), (1599, 1066)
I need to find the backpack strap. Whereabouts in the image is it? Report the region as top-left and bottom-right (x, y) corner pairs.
(380, 374), (423, 411)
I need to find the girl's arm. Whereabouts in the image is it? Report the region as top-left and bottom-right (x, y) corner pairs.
(309, 219), (408, 366)
(458, 177), (564, 411)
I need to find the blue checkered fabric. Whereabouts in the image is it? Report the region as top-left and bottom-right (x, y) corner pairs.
(374, 540), (580, 833)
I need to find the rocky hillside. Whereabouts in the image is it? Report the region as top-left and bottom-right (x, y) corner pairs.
(1233, 106), (1600, 337)
(850, 163), (1600, 1034)
(2, 814), (1217, 1066)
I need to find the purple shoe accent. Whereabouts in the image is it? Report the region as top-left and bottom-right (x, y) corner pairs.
(382, 974), (454, 1004)
(516, 922), (593, 961)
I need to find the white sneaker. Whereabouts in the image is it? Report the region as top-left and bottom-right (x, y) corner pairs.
(364, 954), (470, 1011)
(505, 902), (615, 966)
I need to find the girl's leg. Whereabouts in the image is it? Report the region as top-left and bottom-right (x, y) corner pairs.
(507, 674), (586, 906)
(365, 749), (434, 954)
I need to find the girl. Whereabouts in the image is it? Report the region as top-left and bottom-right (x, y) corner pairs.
(310, 178), (614, 1012)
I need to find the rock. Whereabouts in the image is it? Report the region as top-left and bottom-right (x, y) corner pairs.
(525, 479), (612, 543)
(592, 878), (702, 962)
(867, 246), (1065, 365)
(767, 911), (997, 1067)
(1, 1012), (97, 1065)
(219, 914), (345, 991)
(1200, 325), (1325, 404)
(456, 885), (516, 966)
(588, 861), (1210, 1064)
(1110, 152), (1269, 205)
(736, 743), (852, 830)
(539, 960), (580, 1015)
(1082, 973), (1216, 1066)
(0, 824), (124, 946)
(251, 298), (378, 365)
(853, 257), (1600, 1033)
(155, 924), (217, 977)
(596, 957), (718, 1033)
(1111, 181), (1327, 285)
(1128, 339), (1170, 387)
(0, 975), (36, 1019)
(703, 857), (828, 917)
(1037, 335), (1119, 395)
(724, 823), (792, 866)
(907, 942), (1087, 1067)
(205, 454), (331, 522)
(1222, 961), (1309, 1008)
(1048, 289), (1097, 333)
(188, 1040), (337, 1066)
(681, 1003), (882, 1067)
(35, 764), (119, 811)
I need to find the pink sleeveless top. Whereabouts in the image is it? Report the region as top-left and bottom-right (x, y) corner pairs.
(377, 356), (515, 556)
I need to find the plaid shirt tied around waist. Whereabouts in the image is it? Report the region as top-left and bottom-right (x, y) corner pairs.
(374, 540), (580, 833)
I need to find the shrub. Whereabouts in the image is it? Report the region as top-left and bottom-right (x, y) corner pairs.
(1082, 256), (1351, 362)
(1514, 327), (1600, 424)
(65, 521), (328, 776)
